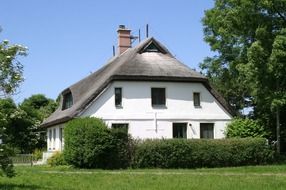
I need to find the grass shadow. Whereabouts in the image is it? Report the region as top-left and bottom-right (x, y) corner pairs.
(0, 183), (44, 190)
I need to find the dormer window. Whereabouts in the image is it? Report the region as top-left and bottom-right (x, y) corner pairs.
(144, 43), (160, 52)
(62, 91), (73, 110)
(140, 41), (167, 54)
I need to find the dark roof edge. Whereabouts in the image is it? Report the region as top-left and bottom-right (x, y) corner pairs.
(40, 116), (72, 128)
(203, 82), (236, 117)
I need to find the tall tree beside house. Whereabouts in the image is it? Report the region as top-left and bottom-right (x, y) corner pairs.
(19, 94), (58, 150)
(201, 0), (286, 152)
(0, 31), (27, 177)
(1, 95), (58, 154)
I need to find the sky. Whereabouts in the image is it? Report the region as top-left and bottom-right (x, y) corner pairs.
(0, 0), (215, 103)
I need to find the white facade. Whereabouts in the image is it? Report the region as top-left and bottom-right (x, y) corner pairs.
(47, 81), (232, 152)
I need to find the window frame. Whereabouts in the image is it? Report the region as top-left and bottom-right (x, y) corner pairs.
(151, 87), (166, 107)
(200, 123), (214, 139)
(53, 128), (56, 150)
(48, 129), (52, 150)
(114, 87), (123, 108)
(193, 92), (201, 107)
(172, 123), (187, 139)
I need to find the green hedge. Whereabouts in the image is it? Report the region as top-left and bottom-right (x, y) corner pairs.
(63, 118), (132, 169)
(133, 138), (275, 168)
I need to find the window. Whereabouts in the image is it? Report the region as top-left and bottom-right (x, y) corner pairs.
(115, 88), (122, 107)
(53, 128), (56, 150)
(62, 91), (73, 110)
(200, 123), (214, 139)
(140, 42), (167, 54)
(151, 88), (166, 106)
(144, 43), (160, 52)
(173, 123), (187, 138)
(59, 128), (63, 150)
(111, 123), (128, 132)
(48, 129), (52, 150)
(193, 92), (201, 107)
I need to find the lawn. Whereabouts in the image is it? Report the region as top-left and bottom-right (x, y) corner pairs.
(1, 165), (286, 190)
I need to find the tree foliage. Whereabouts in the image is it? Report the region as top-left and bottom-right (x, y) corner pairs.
(0, 36), (27, 97)
(226, 118), (268, 138)
(1, 95), (57, 154)
(201, 0), (286, 148)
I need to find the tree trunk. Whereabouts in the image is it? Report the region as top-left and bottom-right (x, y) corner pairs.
(276, 108), (280, 154)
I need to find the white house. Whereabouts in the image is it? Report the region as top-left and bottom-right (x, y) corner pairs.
(41, 25), (234, 154)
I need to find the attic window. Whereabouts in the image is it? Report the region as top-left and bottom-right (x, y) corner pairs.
(144, 42), (160, 52)
(62, 91), (73, 110)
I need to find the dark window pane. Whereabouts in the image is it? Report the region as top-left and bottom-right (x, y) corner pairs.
(115, 88), (122, 107)
(151, 88), (165, 106)
(200, 123), (214, 139)
(193, 92), (200, 107)
(173, 123), (187, 138)
(62, 92), (73, 110)
(111, 123), (128, 133)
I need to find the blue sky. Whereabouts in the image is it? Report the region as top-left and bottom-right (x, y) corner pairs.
(1, 0), (214, 103)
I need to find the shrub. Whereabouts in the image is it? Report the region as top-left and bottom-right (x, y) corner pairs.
(108, 128), (133, 169)
(47, 152), (66, 166)
(64, 117), (132, 169)
(32, 149), (44, 161)
(133, 138), (274, 168)
(226, 118), (268, 138)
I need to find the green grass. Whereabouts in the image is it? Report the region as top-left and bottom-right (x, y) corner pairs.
(1, 165), (286, 190)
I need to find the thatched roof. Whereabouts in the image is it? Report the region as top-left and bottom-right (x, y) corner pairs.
(41, 37), (234, 128)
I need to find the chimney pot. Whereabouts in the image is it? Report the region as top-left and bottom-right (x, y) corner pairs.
(119, 25), (126, 29)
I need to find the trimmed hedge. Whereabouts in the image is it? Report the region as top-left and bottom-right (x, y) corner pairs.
(133, 138), (275, 168)
(63, 118), (132, 169)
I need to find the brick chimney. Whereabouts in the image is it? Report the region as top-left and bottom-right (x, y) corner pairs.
(117, 25), (131, 54)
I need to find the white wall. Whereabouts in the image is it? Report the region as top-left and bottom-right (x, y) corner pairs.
(80, 81), (232, 140)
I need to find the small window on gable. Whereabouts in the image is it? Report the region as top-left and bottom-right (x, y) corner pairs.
(115, 87), (122, 107)
(62, 91), (73, 110)
(193, 92), (201, 107)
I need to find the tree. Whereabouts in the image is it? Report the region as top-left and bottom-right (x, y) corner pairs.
(226, 118), (268, 138)
(0, 33), (27, 97)
(201, 0), (286, 153)
(0, 95), (57, 155)
(0, 30), (27, 176)
(19, 94), (58, 150)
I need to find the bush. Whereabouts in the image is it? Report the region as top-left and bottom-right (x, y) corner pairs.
(47, 152), (66, 166)
(133, 138), (274, 168)
(32, 149), (44, 161)
(108, 128), (133, 169)
(226, 118), (268, 138)
(64, 118), (132, 169)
